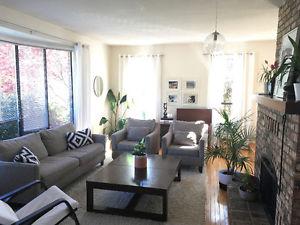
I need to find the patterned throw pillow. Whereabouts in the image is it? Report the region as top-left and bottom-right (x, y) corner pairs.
(66, 128), (94, 150)
(13, 146), (40, 165)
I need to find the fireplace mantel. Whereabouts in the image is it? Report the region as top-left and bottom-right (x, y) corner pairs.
(256, 95), (300, 114)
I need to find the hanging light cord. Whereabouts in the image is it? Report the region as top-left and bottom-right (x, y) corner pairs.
(215, 0), (218, 32)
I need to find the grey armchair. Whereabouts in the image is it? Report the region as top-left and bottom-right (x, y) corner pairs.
(162, 120), (208, 173)
(111, 118), (160, 159)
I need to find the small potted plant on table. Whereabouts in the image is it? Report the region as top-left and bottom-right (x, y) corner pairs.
(132, 138), (147, 169)
(259, 60), (279, 96)
(238, 171), (259, 201)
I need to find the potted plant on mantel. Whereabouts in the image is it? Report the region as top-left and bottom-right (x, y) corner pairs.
(238, 171), (259, 201)
(278, 36), (300, 101)
(259, 60), (279, 96)
(205, 109), (255, 190)
(132, 138), (147, 169)
(99, 89), (129, 137)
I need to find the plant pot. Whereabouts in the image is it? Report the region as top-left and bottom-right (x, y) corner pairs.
(218, 169), (233, 190)
(263, 83), (269, 95)
(294, 83), (300, 101)
(239, 185), (258, 201)
(134, 155), (147, 169)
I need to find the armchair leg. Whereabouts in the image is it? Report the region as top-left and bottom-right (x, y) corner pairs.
(70, 211), (80, 225)
(100, 161), (104, 166)
(198, 166), (203, 173)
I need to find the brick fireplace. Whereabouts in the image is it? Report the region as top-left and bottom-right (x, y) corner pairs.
(255, 96), (300, 225)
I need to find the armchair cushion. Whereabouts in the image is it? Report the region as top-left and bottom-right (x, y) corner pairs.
(0, 200), (18, 225)
(117, 140), (138, 152)
(40, 123), (75, 155)
(173, 131), (197, 146)
(0, 133), (48, 161)
(127, 118), (155, 132)
(16, 186), (79, 225)
(127, 127), (151, 141)
(173, 120), (204, 139)
(167, 144), (200, 157)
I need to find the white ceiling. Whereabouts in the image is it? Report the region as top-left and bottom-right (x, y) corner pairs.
(0, 0), (280, 45)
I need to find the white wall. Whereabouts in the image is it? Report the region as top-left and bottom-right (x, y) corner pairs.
(0, 5), (110, 133)
(109, 41), (276, 118)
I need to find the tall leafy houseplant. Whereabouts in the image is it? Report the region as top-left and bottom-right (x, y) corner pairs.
(205, 110), (255, 188)
(99, 89), (128, 136)
(277, 36), (300, 100)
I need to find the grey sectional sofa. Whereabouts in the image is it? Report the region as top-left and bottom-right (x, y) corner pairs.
(0, 123), (106, 202)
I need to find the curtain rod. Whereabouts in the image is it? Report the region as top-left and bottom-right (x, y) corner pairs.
(0, 19), (75, 45)
(120, 54), (164, 58)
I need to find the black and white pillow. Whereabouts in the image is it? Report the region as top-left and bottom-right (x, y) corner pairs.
(66, 128), (94, 150)
(14, 147), (40, 165)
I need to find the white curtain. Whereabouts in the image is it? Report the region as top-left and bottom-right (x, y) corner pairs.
(73, 44), (91, 130)
(119, 55), (162, 121)
(207, 53), (255, 124)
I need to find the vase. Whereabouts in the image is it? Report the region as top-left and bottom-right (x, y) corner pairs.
(218, 169), (233, 190)
(294, 83), (300, 101)
(239, 185), (258, 201)
(134, 155), (147, 169)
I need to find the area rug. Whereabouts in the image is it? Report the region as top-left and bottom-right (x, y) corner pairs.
(61, 158), (206, 225)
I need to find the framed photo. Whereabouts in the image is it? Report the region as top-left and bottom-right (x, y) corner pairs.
(168, 80), (180, 90)
(183, 80), (197, 90)
(274, 27), (300, 98)
(183, 93), (198, 105)
(167, 93), (180, 105)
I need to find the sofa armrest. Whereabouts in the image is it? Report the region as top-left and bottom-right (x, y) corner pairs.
(92, 134), (107, 148)
(198, 135), (206, 166)
(145, 123), (160, 154)
(161, 128), (173, 156)
(111, 128), (127, 151)
(0, 161), (40, 203)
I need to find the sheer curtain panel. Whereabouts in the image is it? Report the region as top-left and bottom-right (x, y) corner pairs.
(119, 55), (162, 121)
(73, 44), (91, 130)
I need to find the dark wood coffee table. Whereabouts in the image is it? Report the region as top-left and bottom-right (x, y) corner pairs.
(86, 153), (181, 221)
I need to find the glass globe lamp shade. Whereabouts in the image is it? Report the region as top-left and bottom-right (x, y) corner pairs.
(204, 31), (226, 54)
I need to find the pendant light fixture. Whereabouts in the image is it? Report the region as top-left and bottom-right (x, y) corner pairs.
(204, 0), (225, 54)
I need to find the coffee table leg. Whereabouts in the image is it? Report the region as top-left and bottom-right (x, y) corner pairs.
(162, 190), (168, 221)
(174, 165), (181, 182)
(87, 184), (94, 211)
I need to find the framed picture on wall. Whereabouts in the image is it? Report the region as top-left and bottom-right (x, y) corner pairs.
(274, 27), (300, 98)
(183, 80), (197, 90)
(168, 80), (180, 90)
(182, 93), (198, 105)
(167, 93), (181, 105)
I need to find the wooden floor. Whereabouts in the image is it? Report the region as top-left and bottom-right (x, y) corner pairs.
(205, 158), (229, 225)
(205, 146), (255, 225)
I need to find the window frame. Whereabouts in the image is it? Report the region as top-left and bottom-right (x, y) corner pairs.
(0, 41), (74, 138)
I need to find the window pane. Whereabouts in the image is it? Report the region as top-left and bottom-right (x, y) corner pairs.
(18, 46), (47, 132)
(46, 49), (73, 127)
(0, 42), (19, 140)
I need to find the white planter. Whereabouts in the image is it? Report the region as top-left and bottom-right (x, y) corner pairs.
(218, 169), (233, 187)
(294, 83), (300, 101)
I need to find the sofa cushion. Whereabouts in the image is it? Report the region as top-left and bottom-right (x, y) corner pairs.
(39, 156), (79, 186)
(66, 128), (94, 150)
(127, 127), (151, 141)
(0, 133), (48, 161)
(40, 123), (75, 155)
(173, 120), (204, 138)
(56, 143), (104, 166)
(173, 131), (197, 146)
(127, 118), (155, 132)
(14, 147), (40, 165)
(167, 144), (200, 157)
(117, 140), (138, 152)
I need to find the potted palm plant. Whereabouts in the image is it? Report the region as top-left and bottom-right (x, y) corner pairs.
(132, 138), (147, 169)
(205, 110), (255, 189)
(238, 171), (259, 201)
(99, 89), (129, 136)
